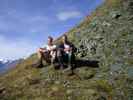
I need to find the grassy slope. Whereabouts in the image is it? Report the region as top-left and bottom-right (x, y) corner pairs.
(0, 0), (133, 100)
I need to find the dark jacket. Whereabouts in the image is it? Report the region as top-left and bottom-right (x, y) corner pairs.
(58, 42), (77, 53)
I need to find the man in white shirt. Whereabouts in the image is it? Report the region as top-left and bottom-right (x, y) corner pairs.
(36, 36), (57, 68)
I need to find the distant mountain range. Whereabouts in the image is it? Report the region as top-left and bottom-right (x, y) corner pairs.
(0, 59), (23, 74)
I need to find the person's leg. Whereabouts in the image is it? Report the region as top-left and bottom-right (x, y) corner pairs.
(50, 51), (56, 65)
(67, 52), (75, 74)
(37, 49), (51, 66)
(70, 52), (76, 65)
(36, 49), (44, 67)
(59, 52), (74, 68)
(57, 49), (64, 69)
(43, 52), (51, 64)
(68, 52), (72, 66)
(37, 49), (42, 59)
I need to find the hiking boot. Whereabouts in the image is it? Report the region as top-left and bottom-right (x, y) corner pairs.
(53, 63), (60, 70)
(32, 62), (43, 68)
(37, 63), (44, 68)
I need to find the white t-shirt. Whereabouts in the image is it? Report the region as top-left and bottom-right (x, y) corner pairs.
(46, 45), (56, 51)
(64, 43), (70, 54)
(44, 44), (57, 57)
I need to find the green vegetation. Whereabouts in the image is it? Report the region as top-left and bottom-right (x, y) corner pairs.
(0, 0), (133, 99)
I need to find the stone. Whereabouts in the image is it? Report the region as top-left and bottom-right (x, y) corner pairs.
(127, 67), (133, 80)
(0, 87), (5, 94)
(54, 81), (60, 85)
(51, 86), (59, 92)
(87, 89), (97, 95)
(66, 89), (73, 95)
(110, 11), (121, 19)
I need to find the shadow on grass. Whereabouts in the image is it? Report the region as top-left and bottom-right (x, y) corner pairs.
(50, 59), (99, 70)
(74, 59), (99, 69)
(67, 59), (99, 76)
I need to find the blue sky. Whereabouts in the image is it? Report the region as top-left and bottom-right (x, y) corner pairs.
(0, 0), (104, 60)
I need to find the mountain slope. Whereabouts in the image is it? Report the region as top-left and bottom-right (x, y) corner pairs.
(0, 0), (133, 100)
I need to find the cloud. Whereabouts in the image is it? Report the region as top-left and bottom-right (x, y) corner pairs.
(56, 11), (83, 21)
(0, 9), (54, 60)
(0, 9), (54, 35)
(0, 35), (40, 60)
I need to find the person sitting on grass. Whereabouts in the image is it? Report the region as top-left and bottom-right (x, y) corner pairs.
(57, 35), (77, 71)
(36, 36), (57, 68)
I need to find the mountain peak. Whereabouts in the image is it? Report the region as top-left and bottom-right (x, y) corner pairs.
(0, 59), (10, 64)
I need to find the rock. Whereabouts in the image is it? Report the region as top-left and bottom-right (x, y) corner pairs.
(66, 89), (73, 95)
(110, 11), (121, 19)
(110, 63), (123, 72)
(127, 67), (133, 80)
(102, 21), (111, 27)
(54, 81), (61, 85)
(63, 81), (71, 87)
(75, 68), (96, 80)
(0, 87), (5, 94)
(28, 78), (40, 85)
(113, 13), (121, 19)
(87, 89), (97, 95)
(51, 86), (59, 92)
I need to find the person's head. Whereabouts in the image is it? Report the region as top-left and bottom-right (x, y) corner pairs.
(47, 36), (53, 45)
(62, 34), (68, 44)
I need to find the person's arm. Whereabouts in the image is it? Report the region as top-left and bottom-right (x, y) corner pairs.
(57, 44), (64, 51)
(49, 45), (57, 51)
(39, 47), (47, 52)
(64, 47), (71, 52)
(70, 43), (77, 53)
(39, 44), (47, 52)
(64, 42), (75, 52)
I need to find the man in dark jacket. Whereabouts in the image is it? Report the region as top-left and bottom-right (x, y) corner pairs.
(57, 35), (77, 71)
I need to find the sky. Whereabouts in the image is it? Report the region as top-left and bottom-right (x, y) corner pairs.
(0, 0), (104, 60)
